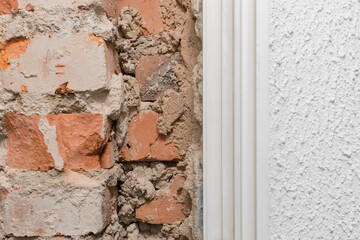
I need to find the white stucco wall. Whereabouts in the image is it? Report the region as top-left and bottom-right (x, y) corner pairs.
(269, 0), (360, 239)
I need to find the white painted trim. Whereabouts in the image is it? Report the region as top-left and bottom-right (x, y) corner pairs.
(203, 0), (256, 239)
(203, 0), (223, 238)
(234, 0), (242, 238)
(240, 0), (257, 239)
(222, 0), (235, 238)
(256, 0), (270, 239)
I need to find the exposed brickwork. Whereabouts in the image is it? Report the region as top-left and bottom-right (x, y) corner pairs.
(98, 0), (117, 18)
(136, 53), (180, 101)
(4, 113), (110, 171)
(119, 110), (181, 162)
(0, 37), (30, 71)
(1, 33), (119, 94)
(0, 0), (201, 238)
(100, 141), (114, 168)
(150, 135), (181, 161)
(0, 0), (18, 15)
(2, 171), (117, 237)
(136, 175), (187, 224)
(117, 0), (165, 35)
(24, 3), (33, 11)
(46, 113), (109, 171)
(4, 113), (55, 171)
(54, 82), (74, 95)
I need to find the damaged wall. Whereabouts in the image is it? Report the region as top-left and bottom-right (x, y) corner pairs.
(0, 0), (202, 239)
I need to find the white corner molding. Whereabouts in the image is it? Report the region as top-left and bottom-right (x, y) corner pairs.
(203, 0), (256, 239)
(256, 0), (270, 239)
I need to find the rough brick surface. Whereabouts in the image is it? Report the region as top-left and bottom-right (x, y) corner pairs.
(17, 0), (117, 17)
(98, 0), (117, 18)
(0, 37), (30, 71)
(24, 3), (33, 11)
(117, 0), (165, 34)
(119, 110), (181, 161)
(1, 187), (9, 200)
(4, 113), (55, 171)
(136, 175), (186, 224)
(136, 53), (180, 101)
(100, 141), (116, 168)
(46, 113), (109, 171)
(0, 0), (18, 15)
(0, 0), (201, 237)
(150, 136), (182, 161)
(4, 113), (111, 171)
(1, 33), (119, 94)
(2, 171), (117, 237)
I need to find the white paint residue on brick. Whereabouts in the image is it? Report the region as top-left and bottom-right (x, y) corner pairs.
(38, 117), (64, 170)
(2, 33), (110, 94)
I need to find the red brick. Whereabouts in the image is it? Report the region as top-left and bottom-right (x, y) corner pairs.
(100, 141), (115, 168)
(24, 3), (33, 11)
(150, 135), (181, 161)
(0, 0), (18, 15)
(46, 113), (109, 171)
(119, 111), (181, 162)
(4, 113), (111, 171)
(136, 175), (186, 224)
(117, 0), (165, 34)
(136, 53), (180, 101)
(123, 110), (158, 160)
(4, 113), (55, 171)
(0, 37), (30, 71)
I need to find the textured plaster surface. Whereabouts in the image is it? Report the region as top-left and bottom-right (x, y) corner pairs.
(270, 0), (360, 239)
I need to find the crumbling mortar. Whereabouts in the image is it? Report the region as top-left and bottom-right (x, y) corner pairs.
(0, 5), (118, 43)
(0, 0), (202, 238)
(0, 2), (125, 234)
(114, 0), (202, 237)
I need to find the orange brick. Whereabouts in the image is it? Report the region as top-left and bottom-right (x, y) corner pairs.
(119, 110), (181, 161)
(46, 113), (109, 171)
(136, 175), (186, 224)
(100, 141), (115, 168)
(4, 113), (55, 171)
(0, 0), (18, 15)
(4, 113), (111, 171)
(117, 0), (165, 34)
(150, 135), (181, 161)
(0, 37), (30, 71)
(25, 3), (33, 11)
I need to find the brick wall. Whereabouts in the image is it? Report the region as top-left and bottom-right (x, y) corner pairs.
(0, 0), (202, 239)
